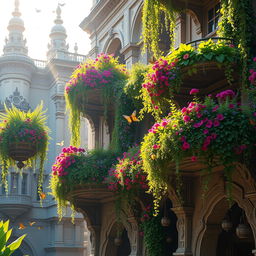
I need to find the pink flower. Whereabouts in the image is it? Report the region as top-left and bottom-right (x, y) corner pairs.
(191, 156), (197, 162)
(213, 120), (220, 127)
(154, 106), (159, 110)
(189, 88), (199, 95)
(211, 133), (217, 139)
(153, 144), (160, 149)
(183, 115), (191, 123)
(212, 106), (219, 112)
(253, 57), (256, 62)
(203, 129), (209, 134)
(182, 142), (190, 150)
(216, 114), (224, 121)
(205, 120), (213, 128)
(183, 54), (189, 60)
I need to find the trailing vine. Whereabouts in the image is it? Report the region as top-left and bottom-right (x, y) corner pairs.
(142, 0), (179, 58)
(218, 0), (256, 87)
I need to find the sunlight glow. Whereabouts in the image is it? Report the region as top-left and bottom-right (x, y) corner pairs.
(0, 0), (92, 60)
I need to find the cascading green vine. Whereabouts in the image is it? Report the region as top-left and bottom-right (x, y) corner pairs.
(142, 0), (178, 58)
(218, 0), (256, 87)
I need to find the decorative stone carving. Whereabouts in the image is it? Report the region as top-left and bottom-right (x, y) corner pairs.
(0, 87), (30, 112)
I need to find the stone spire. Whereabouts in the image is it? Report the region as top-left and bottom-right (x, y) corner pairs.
(3, 0), (28, 55)
(47, 5), (68, 60)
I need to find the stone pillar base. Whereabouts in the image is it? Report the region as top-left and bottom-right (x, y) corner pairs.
(173, 252), (193, 256)
(252, 249), (256, 256)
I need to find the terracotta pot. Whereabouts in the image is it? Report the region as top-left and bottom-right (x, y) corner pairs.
(8, 142), (37, 168)
(161, 216), (171, 227)
(114, 237), (122, 246)
(236, 224), (250, 239)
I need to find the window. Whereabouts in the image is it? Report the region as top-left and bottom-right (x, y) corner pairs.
(21, 174), (28, 195)
(207, 3), (220, 34)
(11, 173), (19, 194)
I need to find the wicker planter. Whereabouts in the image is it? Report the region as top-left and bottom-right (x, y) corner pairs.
(8, 142), (37, 168)
(180, 61), (238, 92)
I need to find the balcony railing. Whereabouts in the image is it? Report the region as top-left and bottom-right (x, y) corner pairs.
(186, 37), (234, 49)
(51, 50), (88, 63)
(33, 59), (47, 69)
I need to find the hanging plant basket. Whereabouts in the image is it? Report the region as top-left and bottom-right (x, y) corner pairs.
(0, 103), (50, 192)
(8, 142), (37, 169)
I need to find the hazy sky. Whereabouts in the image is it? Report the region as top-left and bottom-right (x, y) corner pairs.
(0, 0), (93, 60)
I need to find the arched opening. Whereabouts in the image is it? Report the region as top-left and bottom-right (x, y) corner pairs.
(82, 115), (95, 150)
(105, 222), (131, 256)
(106, 38), (125, 64)
(200, 200), (254, 256)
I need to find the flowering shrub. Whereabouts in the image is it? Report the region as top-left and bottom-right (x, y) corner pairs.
(108, 146), (148, 194)
(141, 40), (240, 117)
(65, 53), (128, 145)
(0, 104), (49, 192)
(249, 57), (256, 85)
(50, 148), (118, 218)
(141, 89), (256, 208)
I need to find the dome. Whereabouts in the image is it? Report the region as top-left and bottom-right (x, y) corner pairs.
(8, 16), (25, 31)
(50, 24), (66, 34)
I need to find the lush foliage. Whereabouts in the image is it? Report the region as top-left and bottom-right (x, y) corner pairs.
(0, 220), (26, 256)
(108, 146), (148, 194)
(65, 53), (128, 146)
(218, 0), (256, 87)
(0, 104), (49, 192)
(140, 206), (165, 256)
(50, 146), (118, 217)
(142, 0), (178, 57)
(141, 89), (256, 209)
(141, 40), (240, 118)
(124, 63), (149, 110)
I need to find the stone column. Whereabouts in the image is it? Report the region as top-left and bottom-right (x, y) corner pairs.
(127, 216), (143, 256)
(120, 44), (140, 70)
(52, 93), (65, 154)
(172, 207), (193, 256)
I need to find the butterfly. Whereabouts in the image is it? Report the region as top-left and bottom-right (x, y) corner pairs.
(39, 192), (46, 200)
(18, 223), (26, 230)
(29, 222), (36, 226)
(123, 110), (139, 124)
(56, 140), (64, 146)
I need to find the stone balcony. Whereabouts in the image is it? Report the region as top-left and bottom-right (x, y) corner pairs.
(0, 194), (32, 219)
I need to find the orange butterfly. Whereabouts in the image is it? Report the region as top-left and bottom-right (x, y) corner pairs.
(18, 223), (26, 230)
(29, 221), (36, 226)
(123, 110), (139, 124)
(39, 192), (46, 200)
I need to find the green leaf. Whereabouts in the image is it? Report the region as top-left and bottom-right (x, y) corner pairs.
(216, 54), (225, 63)
(204, 53), (214, 60)
(6, 234), (26, 252)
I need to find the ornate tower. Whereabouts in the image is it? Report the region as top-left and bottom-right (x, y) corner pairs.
(0, 0), (34, 106)
(3, 0), (28, 56)
(47, 5), (69, 60)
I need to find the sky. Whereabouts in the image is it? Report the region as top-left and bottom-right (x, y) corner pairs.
(0, 0), (93, 60)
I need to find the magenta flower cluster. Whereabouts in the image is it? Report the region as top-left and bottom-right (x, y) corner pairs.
(147, 89), (255, 163)
(108, 148), (148, 192)
(249, 57), (256, 85)
(65, 53), (127, 94)
(52, 146), (86, 177)
(142, 58), (178, 107)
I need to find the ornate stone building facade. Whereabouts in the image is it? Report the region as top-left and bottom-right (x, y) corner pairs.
(69, 0), (256, 256)
(0, 1), (89, 255)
